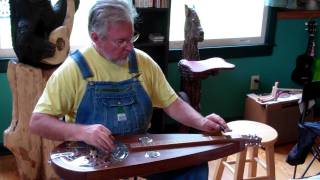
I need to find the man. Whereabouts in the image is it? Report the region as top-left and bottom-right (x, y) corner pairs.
(30, 0), (228, 179)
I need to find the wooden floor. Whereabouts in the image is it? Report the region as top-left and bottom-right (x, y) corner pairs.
(0, 154), (19, 180)
(0, 143), (319, 180)
(208, 143), (320, 180)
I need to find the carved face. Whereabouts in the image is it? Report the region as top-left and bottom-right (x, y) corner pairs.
(184, 5), (204, 42)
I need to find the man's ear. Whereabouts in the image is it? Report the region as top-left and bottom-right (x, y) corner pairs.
(90, 32), (99, 43)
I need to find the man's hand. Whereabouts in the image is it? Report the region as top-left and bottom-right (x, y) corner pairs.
(164, 98), (231, 133)
(200, 113), (230, 133)
(30, 113), (116, 152)
(79, 124), (116, 152)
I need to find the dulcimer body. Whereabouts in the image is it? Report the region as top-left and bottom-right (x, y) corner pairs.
(50, 133), (261, 180)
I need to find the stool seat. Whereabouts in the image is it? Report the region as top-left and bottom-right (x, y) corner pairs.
(213, 120), (278, 180)
(225, 120), (278, 145)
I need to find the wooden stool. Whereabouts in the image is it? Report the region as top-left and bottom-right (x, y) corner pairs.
(212, 120), (278, 180)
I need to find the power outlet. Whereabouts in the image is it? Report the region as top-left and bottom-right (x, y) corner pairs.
(250, 75), (260, 90)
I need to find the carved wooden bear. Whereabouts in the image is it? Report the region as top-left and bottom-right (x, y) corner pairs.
(9, 0), (79, 68)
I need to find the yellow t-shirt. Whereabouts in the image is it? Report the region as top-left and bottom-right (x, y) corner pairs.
(34, 47), (178, 123)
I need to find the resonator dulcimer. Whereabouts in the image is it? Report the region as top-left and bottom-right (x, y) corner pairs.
(50, 133), (261, 180)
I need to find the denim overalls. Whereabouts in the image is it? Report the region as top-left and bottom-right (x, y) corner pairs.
(70, 50), (208, 179)
(71, 50), (153, 135)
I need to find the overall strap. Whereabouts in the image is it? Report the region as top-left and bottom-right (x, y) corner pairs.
(128, 50), (139, 74)
(70, 50), (93, 78)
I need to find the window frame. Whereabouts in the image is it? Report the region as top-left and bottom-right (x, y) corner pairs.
(168, 7), (277, 62)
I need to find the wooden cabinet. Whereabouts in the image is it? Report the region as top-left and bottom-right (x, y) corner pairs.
(244, 94), (301, 145)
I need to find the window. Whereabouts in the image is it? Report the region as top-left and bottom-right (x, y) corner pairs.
(0, 0), (12, 57)
(169, 0), (276, 59)
(0, 0), (275, 59)
(68, 1), (94, 49)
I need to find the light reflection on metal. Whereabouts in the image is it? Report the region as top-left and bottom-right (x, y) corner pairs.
(145, 151), (160, 158)
(111, 141), (129, 161)
(139, 136), (153, 145)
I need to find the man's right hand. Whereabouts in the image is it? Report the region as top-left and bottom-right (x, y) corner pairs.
(30, 113), (116, 153)
(79, 124), (116, 152)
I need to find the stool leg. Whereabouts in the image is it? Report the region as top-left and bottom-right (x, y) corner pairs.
(212, 157), (227, 180)
(265, 145), (276, 180)
(234, 149), (247, 180)
(247, 146), (258, 178)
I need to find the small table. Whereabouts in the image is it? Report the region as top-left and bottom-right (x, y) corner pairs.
(244, 93), (301, 145)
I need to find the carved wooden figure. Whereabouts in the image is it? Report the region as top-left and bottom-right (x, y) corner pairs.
(179, 5), (204, 112)
(4, 0), (78, 179)
(182, 5), (204, 61)
(4, 62), (61, 180)
(178, 5), (235, 129)
(9, 0), (79, 68)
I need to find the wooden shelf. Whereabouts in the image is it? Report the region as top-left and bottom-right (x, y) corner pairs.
(277, 10), (320, 19)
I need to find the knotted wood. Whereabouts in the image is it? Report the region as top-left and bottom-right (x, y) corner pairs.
(3, 61), (61, 180)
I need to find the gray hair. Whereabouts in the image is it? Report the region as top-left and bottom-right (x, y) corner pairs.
(88, 0), (138, 38)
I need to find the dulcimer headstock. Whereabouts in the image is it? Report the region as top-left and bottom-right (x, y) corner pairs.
(223, 132), (262, 147)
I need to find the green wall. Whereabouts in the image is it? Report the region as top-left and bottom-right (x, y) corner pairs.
(0, 73), (12, 144)
(0, 18), (319, 143)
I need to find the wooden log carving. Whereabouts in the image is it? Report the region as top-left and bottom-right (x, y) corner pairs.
(179, 5), (204, 113)
(182, 5), (204, 61)
(3, 0), (79, 179)
(3, 61), (61, 180)
(178, 6), (235, 133)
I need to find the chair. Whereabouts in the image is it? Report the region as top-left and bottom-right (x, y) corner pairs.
(212, 120), (278, 180)
(286, 81), (320, 179)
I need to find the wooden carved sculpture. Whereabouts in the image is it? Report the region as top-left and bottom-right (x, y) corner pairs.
(9, 0), (79, 68)
(179, 5), (204, 112)
(182, 5), (204, 61)
(178, 5), (235, 123)
(4, 0), (79, 179)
